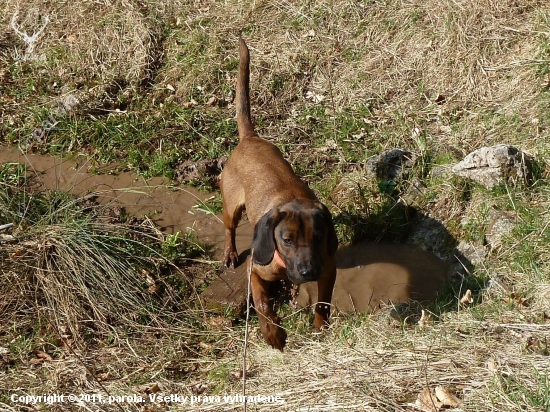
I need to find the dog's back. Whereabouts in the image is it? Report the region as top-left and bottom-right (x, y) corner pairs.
(221, 39), (315, 225)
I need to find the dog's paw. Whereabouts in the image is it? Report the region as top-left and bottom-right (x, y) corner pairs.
(261, 321), (287, 351)
(223, 248), (239, 269)
(313, 307), (330, 330)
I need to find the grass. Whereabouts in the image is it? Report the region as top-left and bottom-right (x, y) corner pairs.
(1, 0), (550, 411)
(0, 182), (212, 339)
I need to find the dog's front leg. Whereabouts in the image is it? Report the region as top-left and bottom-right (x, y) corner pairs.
(314, 260), (336, 330)
(250, 270), (287, 350)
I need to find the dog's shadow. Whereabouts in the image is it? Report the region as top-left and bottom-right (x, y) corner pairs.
(237, 249), (251, 264)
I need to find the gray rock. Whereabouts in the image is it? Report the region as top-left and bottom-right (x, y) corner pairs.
(485, 211), (516, 249)
(455, 240), (488, 265)
(406, 215), (453, 260)
(330, 171), (370, 209)
(174, 156), (227, 187)
(401, 178), (428, 208)
(366, 149), (417, 182)
(430, 165), (453, 180)
(451, 144), (532, 189)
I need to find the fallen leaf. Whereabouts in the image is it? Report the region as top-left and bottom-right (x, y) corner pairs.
(305, 90), (325, 103)
(36, 350), (53, 361)
(232, 369), (243, 380)
(418, 310), (433, 327)
(55, 335), (74, 349)
(411, 126), (422, 139)
(199, 341), (212, 350)
(0, 234), (14, 243)
(526, 336), (549, 355)
(191, 382), (208, 395)
(415, 388), (441, 412)
(435, 385), (461, 407)
(206, 96), (217, 106)
(208, 316), (232, 330)
(29, 358), (44, 365)
(143, 272), (159, 294)
(487, 358), (498, 373)
(96, 372), (110, 381)
(146, 383), (161, 394)
(182, 99), (198, 108)
(460, 289), (473, 304)
(509, 293), (529, 308)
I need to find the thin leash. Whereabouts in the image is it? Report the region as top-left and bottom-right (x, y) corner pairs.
(242, 248), (254, 412)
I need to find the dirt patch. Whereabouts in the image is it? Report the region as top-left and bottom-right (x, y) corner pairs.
(174, 156), (227, 187)
(0, 146), (224, 244)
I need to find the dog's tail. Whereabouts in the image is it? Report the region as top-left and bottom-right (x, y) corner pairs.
(236, 38), (254, 139)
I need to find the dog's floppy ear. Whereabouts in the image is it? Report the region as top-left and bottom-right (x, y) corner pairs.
(252, 208), (284, 265)
(320, 204), (338, 256)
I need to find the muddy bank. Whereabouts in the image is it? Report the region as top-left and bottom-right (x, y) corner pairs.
(1, 146), (450, 313)
(0, 146), (252, 255)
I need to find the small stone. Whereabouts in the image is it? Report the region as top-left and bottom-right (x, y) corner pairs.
(430, 165), (452, 180)
(401, 178), (428, 208)
(366, 149), (417, 183)
(406, 215), (453, 260)
(455, 240), (487, 265)
(174, 157), (227, 187)
(485, 211), (516, 249)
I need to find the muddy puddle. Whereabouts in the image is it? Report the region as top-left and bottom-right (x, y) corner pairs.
(0, 146), (251, 254)
(1, 146), (450, 313)
(296, 242), (449, 313)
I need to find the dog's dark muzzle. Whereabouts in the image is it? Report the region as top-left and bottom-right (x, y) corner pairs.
(287, 262), (322, 284)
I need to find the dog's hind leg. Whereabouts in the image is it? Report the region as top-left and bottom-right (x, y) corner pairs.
(221, 185), (244, 268)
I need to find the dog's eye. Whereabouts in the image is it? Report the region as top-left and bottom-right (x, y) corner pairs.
(283, 237), (293, 246)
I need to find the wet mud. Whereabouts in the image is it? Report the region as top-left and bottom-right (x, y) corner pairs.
(1, 147), (450, 313)
(0, 146), (253, 255)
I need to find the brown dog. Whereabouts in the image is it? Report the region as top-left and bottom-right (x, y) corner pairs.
(220, 39), (338, 350)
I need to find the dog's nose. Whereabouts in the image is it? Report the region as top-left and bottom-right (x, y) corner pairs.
(299, 267), (317, 281)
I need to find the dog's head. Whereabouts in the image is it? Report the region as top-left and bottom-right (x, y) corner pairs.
(252, 199), (338, 284)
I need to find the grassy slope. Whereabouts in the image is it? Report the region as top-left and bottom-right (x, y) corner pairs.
(1, 0), (550, 410)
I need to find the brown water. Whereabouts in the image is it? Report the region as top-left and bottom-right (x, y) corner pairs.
(1, 146), (450, 313)
(0, 146), (253, 254)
